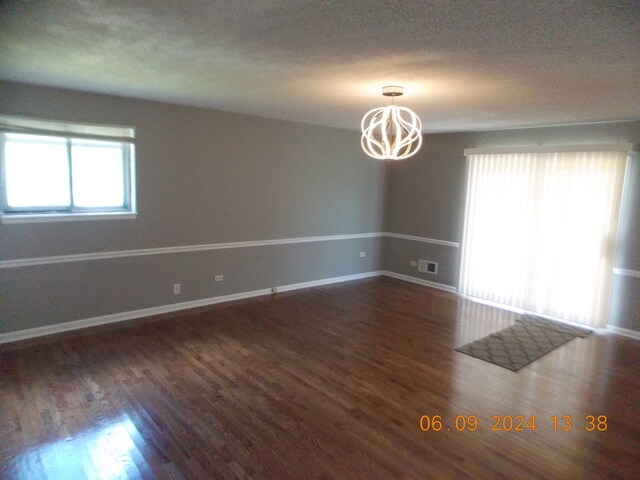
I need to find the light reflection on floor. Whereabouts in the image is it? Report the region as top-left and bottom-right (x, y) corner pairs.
(454, 295), (516, 345)
(449, 294), (611, 469)
(13, 417), (145, 480)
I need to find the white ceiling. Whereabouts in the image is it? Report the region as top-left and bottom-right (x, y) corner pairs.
(1, 1), (639, 132)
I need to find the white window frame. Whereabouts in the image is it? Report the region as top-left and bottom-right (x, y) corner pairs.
(0, 115), (136, 224)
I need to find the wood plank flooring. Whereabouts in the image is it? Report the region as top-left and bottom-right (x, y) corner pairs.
(1, 277), (639, 479)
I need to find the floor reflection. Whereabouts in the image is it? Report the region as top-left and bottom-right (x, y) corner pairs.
(449, 294), (618, 476)
(12, 417), (146, 480)
(454, 295), (516, 345)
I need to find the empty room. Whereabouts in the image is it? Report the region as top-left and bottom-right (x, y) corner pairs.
(1, 1), (639, 479)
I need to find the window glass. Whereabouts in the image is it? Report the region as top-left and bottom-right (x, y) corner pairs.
(1, 123), (135, 223)
(71, 140), (125, 208)
(4, 134), (70, 208)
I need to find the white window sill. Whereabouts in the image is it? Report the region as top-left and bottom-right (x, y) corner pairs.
(1, 212), (137, 224)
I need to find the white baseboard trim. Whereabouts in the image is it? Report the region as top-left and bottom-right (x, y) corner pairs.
(275, 271), (383, 293)
(606, 325), (640, 340)
(4, 268), (634, 345)
(0, 271), (384, 345)
(382, 271), (457, 293)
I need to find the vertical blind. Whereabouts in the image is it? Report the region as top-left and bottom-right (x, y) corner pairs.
(459, 148), (628, 328)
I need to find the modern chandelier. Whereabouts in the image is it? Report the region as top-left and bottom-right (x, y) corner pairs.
(361, 86), (422, 160)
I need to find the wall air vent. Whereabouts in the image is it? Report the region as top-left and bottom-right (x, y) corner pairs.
(418, 259), (438, 275)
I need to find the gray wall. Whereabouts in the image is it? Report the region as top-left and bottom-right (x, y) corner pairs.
(0, 81), (387, 334)
(385, 121), (640, 332)
(2, 80), (638, 336)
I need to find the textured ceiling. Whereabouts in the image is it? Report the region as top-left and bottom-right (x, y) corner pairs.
(1, 1), (639, 132)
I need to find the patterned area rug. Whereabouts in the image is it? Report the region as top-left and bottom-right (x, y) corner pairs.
(516, 314), (593, 338)
(455, 320), (582, 372)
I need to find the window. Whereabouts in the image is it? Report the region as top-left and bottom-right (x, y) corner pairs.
(0, 115), (136, 223)
(459, 145), (630, 328)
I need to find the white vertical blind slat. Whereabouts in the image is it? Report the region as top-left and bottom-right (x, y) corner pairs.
(460, 150), (627, 327)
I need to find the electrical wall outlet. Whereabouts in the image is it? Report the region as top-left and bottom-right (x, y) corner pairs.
(214, 274), (224, 282)
(410, 260), (417, 267)
(360, 251), (366, 257)
(173, 283), (181, 294)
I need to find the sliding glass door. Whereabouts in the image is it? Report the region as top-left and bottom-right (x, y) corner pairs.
(459, 148), (628, 328)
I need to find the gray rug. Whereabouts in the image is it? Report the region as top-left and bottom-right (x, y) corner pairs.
(516, 314), (593, 338)
(455, 321), (578, 372)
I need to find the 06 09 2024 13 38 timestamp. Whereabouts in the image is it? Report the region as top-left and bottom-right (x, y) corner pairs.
(419, 415), (608, 432)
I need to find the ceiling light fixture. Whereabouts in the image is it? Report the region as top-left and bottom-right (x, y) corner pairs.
(361, 86), (422, 160)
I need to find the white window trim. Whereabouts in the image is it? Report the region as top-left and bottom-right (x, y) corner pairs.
(0, 114), (135, 141)
(0, 115), (137, 223)
(464, 143), (636, 156)
(1, 211), (137, 224)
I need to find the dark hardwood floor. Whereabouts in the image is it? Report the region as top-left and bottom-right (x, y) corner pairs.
(1, 277), (639, 479)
